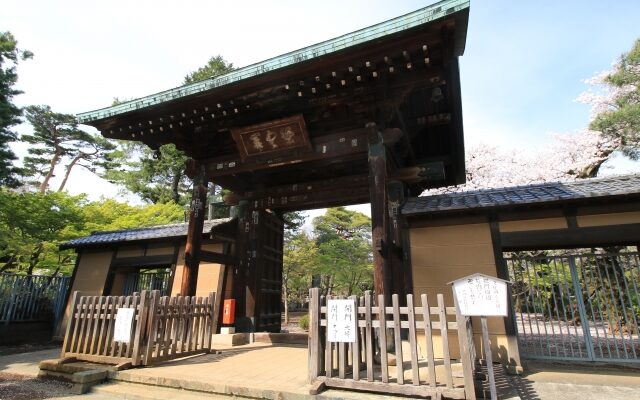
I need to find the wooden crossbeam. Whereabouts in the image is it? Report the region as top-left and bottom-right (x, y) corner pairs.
(200, 128), (368, 178)
(200, 250), (234, 265)
(224, 174), (370, 203)
(243, 184), (371, 211)
(200, 126), (403, 181)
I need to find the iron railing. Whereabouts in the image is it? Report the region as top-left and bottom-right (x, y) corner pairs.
(123, 271), (170, 296)
(0, 273), (70, 327)
(506, 251), (640, 363)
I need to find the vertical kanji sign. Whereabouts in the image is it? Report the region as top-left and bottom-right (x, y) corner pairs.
(327, 299), (357, 342)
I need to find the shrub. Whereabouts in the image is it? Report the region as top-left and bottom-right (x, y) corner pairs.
(299, 314), (309, 330)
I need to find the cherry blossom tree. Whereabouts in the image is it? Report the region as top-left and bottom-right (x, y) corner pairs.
(437, 129), (618, 194)
(438, 41), (640, 194)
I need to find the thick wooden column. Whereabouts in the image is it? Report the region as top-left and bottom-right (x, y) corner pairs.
(233, 201), (264, 332)
(233, 200), (250, 325)
(180, 166), (208, 296)
(388, 180), (410, 300)
(367, 122), (392, 301)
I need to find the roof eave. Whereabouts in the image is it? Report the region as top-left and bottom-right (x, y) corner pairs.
(76, 0), (470, 125)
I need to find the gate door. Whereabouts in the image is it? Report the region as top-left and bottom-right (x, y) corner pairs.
(254, 210), (284, 332)
(505, 251), (640, 363)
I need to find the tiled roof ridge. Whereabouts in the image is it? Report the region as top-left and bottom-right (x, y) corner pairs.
(420, 174), (639, 199)
(87, 218), (231, 237)
(403, 174), (640, 215)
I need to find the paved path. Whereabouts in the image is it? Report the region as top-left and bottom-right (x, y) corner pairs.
(0, 348), (60, 377)
(1, 345), (640, 399)
(492, 361), (640, 400)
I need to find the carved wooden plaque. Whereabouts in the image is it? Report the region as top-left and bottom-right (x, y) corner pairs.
(231, 115), (310, 160)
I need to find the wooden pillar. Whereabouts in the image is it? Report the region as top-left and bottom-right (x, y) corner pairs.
(180, 166), (208, 296)
(367, 122), (392, 302)
(246, 209), (260, 327)
(233, 201), (263, 332)
(233, 200), (250, 324)
(388, 180), (410, 302)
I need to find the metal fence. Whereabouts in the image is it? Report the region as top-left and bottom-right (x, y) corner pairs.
(506, 251), (640, 363)
(0, 273), (70, 327)
(123, 271), (170, 296)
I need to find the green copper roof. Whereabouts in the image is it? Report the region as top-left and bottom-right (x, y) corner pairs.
(77, 0), (469, 124)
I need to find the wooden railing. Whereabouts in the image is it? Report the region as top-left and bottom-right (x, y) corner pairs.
(308, 289), (477, 399)
(61, 290), (216, 366)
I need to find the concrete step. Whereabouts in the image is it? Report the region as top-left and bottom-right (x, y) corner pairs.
(53, 393), (120, 400)
(90, 381), (248, 400)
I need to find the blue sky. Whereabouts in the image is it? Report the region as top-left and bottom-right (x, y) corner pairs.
(2, 0), (640, 205)
(462, 1), (640, 147)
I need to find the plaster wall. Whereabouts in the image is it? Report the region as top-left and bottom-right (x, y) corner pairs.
(499, 217), (567, 232)
(577, 211), (640, 227)
(170, 243), (224, 298)
(410, 223), (513, 362)
(56, 250), (112, 338)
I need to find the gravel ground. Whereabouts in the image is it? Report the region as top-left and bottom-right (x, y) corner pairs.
(0, 372), (73, 400)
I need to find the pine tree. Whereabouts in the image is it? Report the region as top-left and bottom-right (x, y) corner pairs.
(0, 32), (32, 187)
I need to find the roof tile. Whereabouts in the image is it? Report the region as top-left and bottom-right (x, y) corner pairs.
(60, 218), (233, 249)
(402, 174), (640, 216)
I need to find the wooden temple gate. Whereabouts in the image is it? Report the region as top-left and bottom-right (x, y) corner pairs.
(77, 0), (470, 332)
(76, 0), (472, 395)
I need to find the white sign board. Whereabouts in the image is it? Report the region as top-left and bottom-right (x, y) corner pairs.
(453, 275), (508, 316)
(113, 308), (135, 343)
(327, 299), (357, 343)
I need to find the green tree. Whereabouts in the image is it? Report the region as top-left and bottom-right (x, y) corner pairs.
(109, 55), (235, 205)
(22, 105), (118, 193)
(0, 32), (32, 187)
(282, 231), (317, 323)
(0, 190), (85, 275)
(0, 190), (184, 276)
(312, 207), (373, 296)
(590, 39), (640, 159)
(282, 211), (306, 239)
(184, 55), (234, 84)
(105, 142), (190, 204)
(77, 199), (184, 234)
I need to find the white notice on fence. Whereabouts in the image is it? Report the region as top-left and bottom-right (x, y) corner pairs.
(453, 275), (508, 316)
(113, 308), (135, 343)
(327, 299), (356, 343)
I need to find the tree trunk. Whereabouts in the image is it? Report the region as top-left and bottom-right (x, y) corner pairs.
(0, 255), (18, 273)
(58, 154), (83, 192)
(171, 169), (182, 204)
(26, 242), (43, 275)
(283, 283), (289, 325)
(39, 149), (62, 193)
(208, 183), (216, 220)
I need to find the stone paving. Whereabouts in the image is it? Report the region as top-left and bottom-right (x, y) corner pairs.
(110, 343), (312, 398)
(1, 345), (640, 399)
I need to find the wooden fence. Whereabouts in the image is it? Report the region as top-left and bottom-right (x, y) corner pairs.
(0, 273), (70, 327)
(308, 289), (477, 399)
(61, 290), (216, 366)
